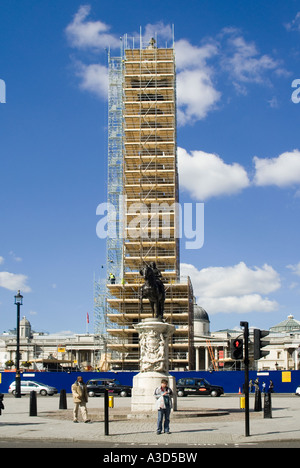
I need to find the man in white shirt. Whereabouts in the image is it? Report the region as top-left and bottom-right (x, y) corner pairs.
(154, 379), (173, 434)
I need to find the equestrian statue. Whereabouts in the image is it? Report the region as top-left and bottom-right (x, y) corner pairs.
(139, 262), (165, 320)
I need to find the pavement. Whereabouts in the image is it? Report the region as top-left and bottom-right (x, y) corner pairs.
(0, 393), (299, 447)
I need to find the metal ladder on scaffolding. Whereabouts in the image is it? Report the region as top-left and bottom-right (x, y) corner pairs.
(206, 340), (218, 371)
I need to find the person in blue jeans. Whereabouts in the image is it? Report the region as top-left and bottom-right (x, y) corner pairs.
(154, 379), (173, 434)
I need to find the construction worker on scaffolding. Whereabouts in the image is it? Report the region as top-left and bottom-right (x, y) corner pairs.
(109, 273), (116, 284)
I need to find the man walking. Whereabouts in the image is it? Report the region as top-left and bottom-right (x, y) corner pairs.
(154, 379), (173, 434)
(71, 376), (91, 423)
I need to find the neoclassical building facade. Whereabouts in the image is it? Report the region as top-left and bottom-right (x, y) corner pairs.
(0, 317), (104, 371)
(1, 313), (299, 372)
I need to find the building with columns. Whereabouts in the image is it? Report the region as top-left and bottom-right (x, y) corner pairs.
(0, 317), (104, 371)
(193, 307), (300, 371)
(258, 315), (300, 371)
(193, 303), (234, 371)
(1, 313), (299, 372)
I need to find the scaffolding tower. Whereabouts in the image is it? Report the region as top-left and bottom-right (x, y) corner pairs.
(94, 33), (195, 371)
(93, 52), (124, 344)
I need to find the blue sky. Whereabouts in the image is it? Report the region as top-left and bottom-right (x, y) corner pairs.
(1, 0), (300, 335)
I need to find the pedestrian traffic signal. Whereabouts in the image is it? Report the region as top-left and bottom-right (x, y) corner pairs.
(230, 338), (243, 360)
(253, 329), (270, 360)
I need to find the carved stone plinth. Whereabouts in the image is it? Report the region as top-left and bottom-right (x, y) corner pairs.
(131, 318), (177, 412)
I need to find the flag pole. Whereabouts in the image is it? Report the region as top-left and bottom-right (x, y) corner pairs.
(86, 312), (89, 334)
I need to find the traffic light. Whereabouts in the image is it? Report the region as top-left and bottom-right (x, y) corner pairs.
(253, 328), (270, 360)
(230, 338), (243, 360)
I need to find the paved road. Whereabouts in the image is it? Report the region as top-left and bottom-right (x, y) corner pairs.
(0, 394), (299, 451)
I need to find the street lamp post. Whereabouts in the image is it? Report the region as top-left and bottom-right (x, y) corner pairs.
(14, 290), (23, 399)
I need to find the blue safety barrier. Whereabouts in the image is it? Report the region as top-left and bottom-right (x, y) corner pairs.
(0, 369), (299, 394)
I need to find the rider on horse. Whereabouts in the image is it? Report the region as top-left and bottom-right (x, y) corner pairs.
(139, 262), (165, 320)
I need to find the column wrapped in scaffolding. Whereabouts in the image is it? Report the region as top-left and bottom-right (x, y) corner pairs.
(95, 35), (195, 371)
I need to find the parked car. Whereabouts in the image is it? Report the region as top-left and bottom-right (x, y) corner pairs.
(8, 380), (58, 396)
(176, 378), (224, 397)
(295, 386), (300, 396)
(86, 378), (132, 397)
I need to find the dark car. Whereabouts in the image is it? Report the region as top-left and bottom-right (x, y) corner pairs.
(86, 378), (132, 397)
(176, 378), (224, 397)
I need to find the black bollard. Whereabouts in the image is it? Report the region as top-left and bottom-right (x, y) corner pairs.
(59, 389), (67, 410)
(264, 392), (272, 418)
(29, 391), (37, 416)
(104, 388), (109, 436)
(254, 389), (262, 411)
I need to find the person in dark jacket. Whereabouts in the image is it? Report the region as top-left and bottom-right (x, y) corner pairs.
(0, 394), (4, 416)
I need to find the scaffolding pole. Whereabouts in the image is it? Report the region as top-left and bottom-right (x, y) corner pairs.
(107, 53), (124, 283)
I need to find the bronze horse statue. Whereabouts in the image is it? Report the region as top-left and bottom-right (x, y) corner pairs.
(139, 264), (165, 320)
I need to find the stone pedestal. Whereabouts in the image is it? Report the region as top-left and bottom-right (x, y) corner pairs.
(131, 318), (177, 412)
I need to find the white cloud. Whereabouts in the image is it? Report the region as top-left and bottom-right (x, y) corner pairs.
(197, 294), (278, 315)
(175, 39), (220, 125)
(225, 36), (278, 82)
(0, 256), (4, 265)
(175, 31), (286, 121)
(178, 147), (300, 200)
(287, 262), (300, 276)
(9, 251), (22, 262)
(220, 29), (286, 93)
(182, 262), (280, 297)
(65, 5), (120, 50)
(175, 39), (218, 69)
(0, 271), (31, 292)
(65, 6), (115, 100)
(143, 22), (173, 44)
(284, 12), (300, 32)
(267, 96), (279, 108)
(181, 262), (280, 314)
(65, 12), (287, 123)
(174, 30), (285, 123)
(75, 61), (108, 99)
(253, 150), (300, 187)
(178, 147), (250, 200)
(177, 69), (221, 125)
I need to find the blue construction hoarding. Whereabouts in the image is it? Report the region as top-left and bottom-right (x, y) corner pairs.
(0, 369), (299, 394)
